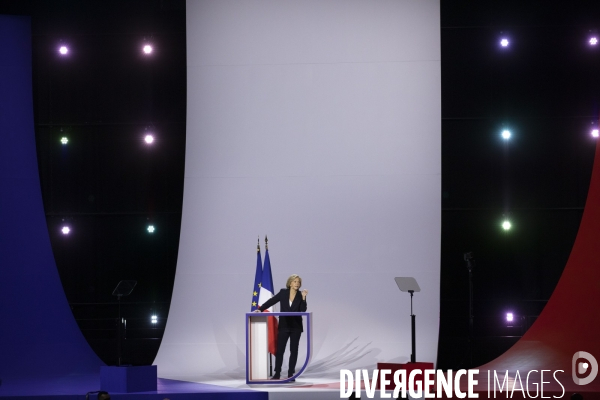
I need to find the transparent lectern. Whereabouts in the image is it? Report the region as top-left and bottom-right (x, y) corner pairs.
(245, 312), (312, 384)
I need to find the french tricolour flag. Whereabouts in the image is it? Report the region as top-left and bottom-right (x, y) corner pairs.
(251, 240), (262, 312)
(258, 242), (278, 355)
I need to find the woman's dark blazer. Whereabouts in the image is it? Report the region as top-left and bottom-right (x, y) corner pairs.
(258, 288), (307, 332)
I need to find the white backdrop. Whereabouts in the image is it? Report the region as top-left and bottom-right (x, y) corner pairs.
(154, 0), (441, 381)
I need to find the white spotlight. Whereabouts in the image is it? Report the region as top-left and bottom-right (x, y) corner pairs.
(60, 137), (69, 145)
(61, 226), (71, 235)
(151, 315), (158, 324)
(500, 38), (509, 47)
(144, 134), (154, 144)
(143, 44), (153, 54)
(502, 220), (512, 231)
(592, 129), (599, 138)
(501, 129), (511, 140)
(147, 225), (155, 233)
(590, 37), (598, 46)
(59, 45), (69, 55)
(506, 312), (514, 322)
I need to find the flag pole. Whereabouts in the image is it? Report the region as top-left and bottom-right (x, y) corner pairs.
(266, 235), (273, 377)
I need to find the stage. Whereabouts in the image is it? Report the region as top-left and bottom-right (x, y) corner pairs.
(2, 5), (600, 400)
(3, 371), (600, 400)
(0, 374), (343, 400)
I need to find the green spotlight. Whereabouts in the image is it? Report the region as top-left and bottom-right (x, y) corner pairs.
(502, 220), (512, 231)
(60, 137), (68, 145)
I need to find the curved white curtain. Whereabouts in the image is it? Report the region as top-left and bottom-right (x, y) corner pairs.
(154, 0), (441, 380)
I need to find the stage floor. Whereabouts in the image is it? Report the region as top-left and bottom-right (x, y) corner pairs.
(197, 377), (341, 400)
(0, 374), (341, 400)
(5, 372), (598, 399)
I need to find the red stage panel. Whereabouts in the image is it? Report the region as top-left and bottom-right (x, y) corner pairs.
(475, 140), (600, 396)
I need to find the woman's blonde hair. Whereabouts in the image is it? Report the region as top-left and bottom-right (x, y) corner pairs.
(286, 274), (302, 289)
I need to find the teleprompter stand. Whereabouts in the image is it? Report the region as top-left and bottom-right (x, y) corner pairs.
(102, 280), (156, 393)
(377, 277), (431, 392)
(395, 277), (421, 363)
(112, 280), (137, 366)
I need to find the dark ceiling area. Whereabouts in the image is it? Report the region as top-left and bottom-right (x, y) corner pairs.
(2, 0), (599, 369)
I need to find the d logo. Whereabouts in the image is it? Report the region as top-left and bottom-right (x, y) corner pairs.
(572, 351), (598, 385)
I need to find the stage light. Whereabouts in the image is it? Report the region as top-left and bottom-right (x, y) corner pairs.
(500, 38), (509, 47)
(592, 129), (599, 138)
(501, 129), (511, 140)
(61, 226), (70, 235)
(59, 45), (69, 55)
(590, 37), (598, 46)
(151, 315), (158, 324)
(144, 134), (154, 144)
(506, 312), (514, 322)
(502, 220), (512, 231)
(60, 137), (68, 145)
(143, 44), (153, 55)
(147, 225), (155, 233)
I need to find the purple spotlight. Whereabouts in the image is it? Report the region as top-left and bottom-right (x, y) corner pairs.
(143, 44), (153, 54)
(500, 38), (509, 47)
(61, 226), (71, 235)
(592, 129), (599, 138)
(59, 45), (69, 55)
(144, 134), (154, 144)
(506, 312), (514, 322)
(590, 37), (598, 46)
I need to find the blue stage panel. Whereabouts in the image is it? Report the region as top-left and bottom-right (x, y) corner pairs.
(0, 15), (104, 379)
